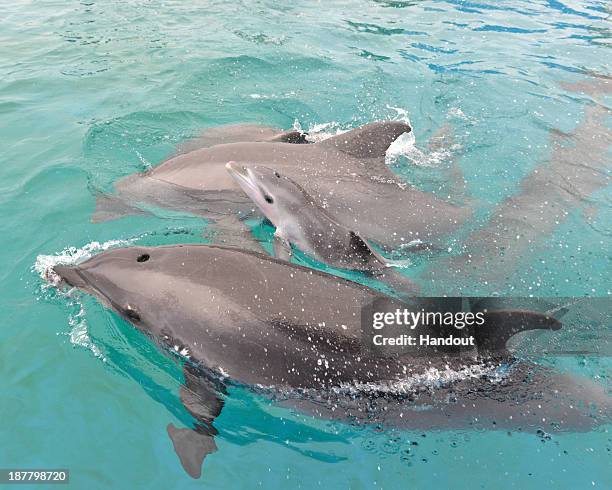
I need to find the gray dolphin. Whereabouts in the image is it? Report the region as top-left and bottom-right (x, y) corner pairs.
(420, 74), (611, 293)
(93, 121), (470, 249)
(52, 244), (610, 478)
(225, 161), (419, 296)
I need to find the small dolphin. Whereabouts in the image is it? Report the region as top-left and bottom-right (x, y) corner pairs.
(93, 121), (470, 249)
(52, 244), (610, 478)
(225, 162), (419, 296)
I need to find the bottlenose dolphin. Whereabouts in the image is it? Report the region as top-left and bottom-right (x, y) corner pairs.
(225, 162), (418, 296)
(52, 244), (610, 478)
(422, 74), (611, 293)
(93, 121), (470, 249)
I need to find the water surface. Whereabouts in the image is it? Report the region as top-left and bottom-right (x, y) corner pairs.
(1, 1), (610, 488)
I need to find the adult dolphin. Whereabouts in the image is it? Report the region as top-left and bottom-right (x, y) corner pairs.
(52, 244), (610, 478)
(93, 121), (470, 249)
(420, 74), (612, 293)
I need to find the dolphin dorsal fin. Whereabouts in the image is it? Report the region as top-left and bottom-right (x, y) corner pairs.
(266, 130), (309, 144)
(319, 121), (411, 158)
(475, 309), (562, 354)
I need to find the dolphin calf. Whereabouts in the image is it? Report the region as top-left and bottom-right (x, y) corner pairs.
(225, 162), (419, 296)
(93, 121), (470, 249)
(52, 244), (610, 478)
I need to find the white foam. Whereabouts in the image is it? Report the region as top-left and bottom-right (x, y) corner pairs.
(249, 91), (296, 100)
(293, 119), (348, 143)
(386, 105), (412, 125)
(334, 361), (507, 396)
(447, 106), (476, 123)
(34, 238), (137, 287)
(400, 239), (424, 250)
(386, 131), (424, 165)
(294, 107), (456, 167)
(135, 149), (152, 170)
(65, 299), (105, 360)
(385, 105), (458, 167)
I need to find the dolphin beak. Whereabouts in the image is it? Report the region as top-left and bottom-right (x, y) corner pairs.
(53, 265), (89, 289)
(225, 161), (255, 191)
(225, 161), (248, 179)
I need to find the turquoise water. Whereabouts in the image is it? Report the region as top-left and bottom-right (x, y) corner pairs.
(1, 0), (610, 488)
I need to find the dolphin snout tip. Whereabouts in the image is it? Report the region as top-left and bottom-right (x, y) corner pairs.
(52, 265), (88, 288)
(225, 161), (249, 179)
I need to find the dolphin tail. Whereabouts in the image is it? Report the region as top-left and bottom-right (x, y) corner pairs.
(319, 121), (411, 158)
(91, 193), (150, 223)
(167, 424), (217, 479)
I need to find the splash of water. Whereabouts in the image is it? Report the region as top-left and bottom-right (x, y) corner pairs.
(249, 90), (296, 99)
(261, 360), (510, 403)
(34, 238), (137, 287)
(135, 149), (152, 170)
(293, 119), (348, 142)
(33, 238), (139, 359)
(385, 104), (458, 167)
(333, 361), (508, 396)
(293, 106), (461, 167)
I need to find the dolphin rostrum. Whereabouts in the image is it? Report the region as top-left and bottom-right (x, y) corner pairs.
(93, 121), (470, 249)
(225, 161), (419, 296)
(52, 244), (610, 478)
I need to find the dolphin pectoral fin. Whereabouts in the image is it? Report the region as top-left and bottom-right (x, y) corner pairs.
(474, 309), (562, 354)
(181, 364), (225, 423)
(348, 231), (401, 267)
(348, 231), (420, 298)
(91, 193), (150, 223)
(168, 364), (225, 478)
(167, 424), (217, 479)
(266, 130), (309, 144)
(319, 121), (411, 158)
(273, 235), (292, 261)
(349, 231), (380, 261)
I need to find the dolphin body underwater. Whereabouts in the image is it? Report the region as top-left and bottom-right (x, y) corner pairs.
(53, 244), (611, 478)
(421, 74), (612, 293)
(225, 162), (419, 296)
(93, 121), (470, 249)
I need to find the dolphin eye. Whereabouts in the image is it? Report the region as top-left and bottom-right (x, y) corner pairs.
(137, 254), (150, 263)
(264, 195), (274, 204)
(124, 305), (141, 322)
